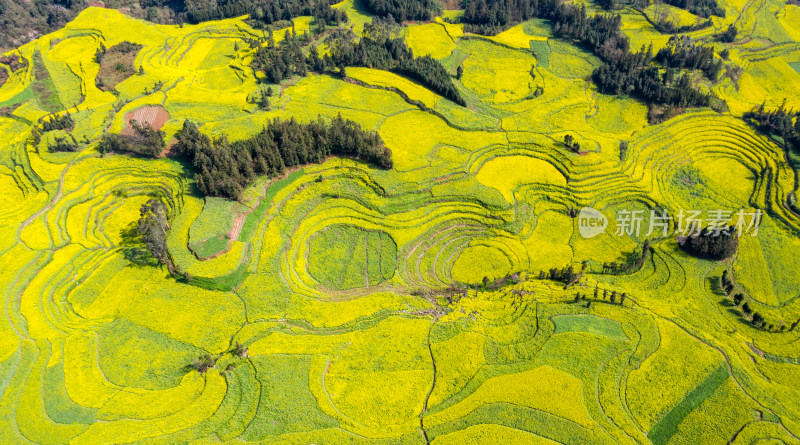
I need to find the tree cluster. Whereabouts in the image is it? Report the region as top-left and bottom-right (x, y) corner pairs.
(251, 20), (465, 106)
(361, 0), (442, 22)
(593, 45), (711, 108)
(38, 111), (75, 133)
(678, 226), (738, 260)
(251, 30), (309, 84)
(655, 35), (723, 80)
(563, 134), (581, 153)
(138, 198), (173, 271)
(743, 100), (800, 149)
(478, 272), (523, 291)
(538, 265), (581, 286)
(719, 24), (737, 42)
(49, 134), (81, 152)
(663, 0), (724, 19)
(184, 0), (344, 27)
(654, 18), (713, 35)
(174, 115), (391, 200)
(32, 111), (76, 146)
(596, 0), (618, 10)
(0, 0), (85, 49)
(0, 0), (345, 49)
(327, 20), (466, 105)
(460, 0), (715, 109)
(98, 120), (166, 157)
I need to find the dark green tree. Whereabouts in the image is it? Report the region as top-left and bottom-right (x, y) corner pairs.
(138, 199), (173, 272)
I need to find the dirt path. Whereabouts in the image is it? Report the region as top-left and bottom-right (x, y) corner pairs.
(229, 212), (246, 242)
(19, 162), (69, 237)
(419, 318), (439, 445)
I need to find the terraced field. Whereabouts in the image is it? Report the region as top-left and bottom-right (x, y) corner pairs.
(0, 1), (799, 444)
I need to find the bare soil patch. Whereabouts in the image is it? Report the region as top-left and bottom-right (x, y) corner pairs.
(96, 41), (142, 91)
(122, 105), (169, 135)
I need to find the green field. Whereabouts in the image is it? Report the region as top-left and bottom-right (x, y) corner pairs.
(0, 1), (799, 444)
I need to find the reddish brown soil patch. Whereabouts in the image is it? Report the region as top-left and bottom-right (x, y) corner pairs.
(123, 105), (169, 135)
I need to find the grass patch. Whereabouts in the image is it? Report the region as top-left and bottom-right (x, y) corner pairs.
(33, 52), (63, 112)
(647, 365), (729, 445)
(307, 224), (397, 290)
(552, 314), (628, 340)
(529, 40), (550, 68)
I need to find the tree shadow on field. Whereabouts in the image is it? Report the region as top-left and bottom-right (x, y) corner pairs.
(707, 276), (725, 296)
(119, 221), (158, 268)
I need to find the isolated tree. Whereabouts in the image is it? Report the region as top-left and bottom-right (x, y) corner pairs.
(138, 199), (172, 271)
(594, 285), (599, 299)
(564, 134), (574, 149)
(456, 65), (464, 79)
(733, 293), (744, 306)
(720, 24), (737, 43)
(742, 302), (752, 315)
(620, 293), (627, 305)
(190, 354), (216, 374)
(231, 342), (247, 357)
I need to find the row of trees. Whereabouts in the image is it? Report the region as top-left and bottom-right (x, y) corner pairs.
(574, 286), (628, 305)
(721, 272), (799, 332)
(743, 100), (800, 149)
(538, 265), (582, 286)
(98, 120), (166, 157)
(663, 0), (725, 19)
(184, 0), (344, 27)
(602, 240), (652, 274)
(174, 115), (391, 200)
(37, 111), (75, 133)
(361, 0), (443, 22)
(250, 19), (465, 106)
(50, 135), (81, 152)
(327, 20), (466, 105)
